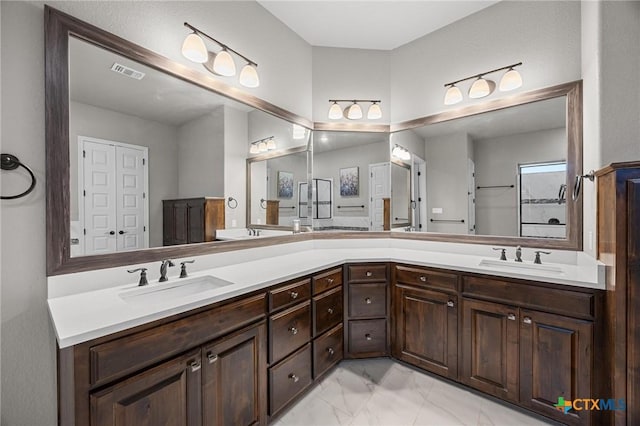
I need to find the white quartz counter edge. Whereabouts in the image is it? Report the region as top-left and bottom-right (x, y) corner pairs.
(48, 247), (604, 349)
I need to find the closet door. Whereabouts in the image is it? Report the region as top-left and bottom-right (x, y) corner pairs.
(115, 145), (146, 251)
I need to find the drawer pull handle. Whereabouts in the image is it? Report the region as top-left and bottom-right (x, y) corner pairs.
(327, 307), (334, 314)
(289, 373), (299, 383)
(207, 353), (218, 364)
(507, 313), (516, 321)
(190, 361), (201, 372)
(447, 300), (454, 308)
(327, 347), (335, 356)
(365, 333), (372, 341)
(419, 275), (427, 282)
(366, 271), (372, 277)
(290, 291), (298, 299)
(289, 327), (298, 335)
(523, 317), (532, 325)
(327, 278), (334, 284)
(365, 297), (372, 304)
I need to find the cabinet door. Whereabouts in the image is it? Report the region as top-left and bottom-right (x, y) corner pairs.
(90, 349), (202, 426)
(519, 309), (593, 425)
(187, 200), (205, 243)
(394, 285), (458, 379)
(461, 298), (519, 402)
(202, 323), (267, 426)
(173, 201), (190, 245)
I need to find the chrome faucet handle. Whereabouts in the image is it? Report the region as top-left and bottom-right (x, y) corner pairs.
(492, 247), (507, 261)
(179, 260), (195, 278)
(127, 268), (148, 286)
(159, 259), (175, 282)
(515, 245), (523, 262)
(533, 251), (551, 264)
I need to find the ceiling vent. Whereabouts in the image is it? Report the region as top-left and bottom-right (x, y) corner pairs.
(110, 62), (145, 80)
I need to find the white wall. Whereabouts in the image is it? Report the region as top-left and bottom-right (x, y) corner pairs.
(224, 105), (249, 229)
(69, 101), (179, 247)
(312, 47), (391, 123)
(390, 1), (582, 122)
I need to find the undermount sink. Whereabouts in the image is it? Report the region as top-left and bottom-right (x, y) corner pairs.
(478, 259), (565, 275)
(119, 275), (233, 305)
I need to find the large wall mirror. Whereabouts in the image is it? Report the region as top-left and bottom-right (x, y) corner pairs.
(45, 7), (312, 274)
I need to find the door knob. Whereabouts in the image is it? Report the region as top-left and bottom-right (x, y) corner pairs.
(118, 230), (126, 235)
(108, 230), (115, 235)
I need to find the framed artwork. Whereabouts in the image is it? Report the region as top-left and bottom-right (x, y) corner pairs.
(340, 166), (359, 196)
(278, 171), (294, 198)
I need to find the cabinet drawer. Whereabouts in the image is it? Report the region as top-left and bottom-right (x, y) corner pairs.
(347, 264), (387, 282)
(395, 265), (458, 292)
(312, 267), (343, 295)
(89, 293), (265, 387)
(269, 279), (311, 312)
(313, 286), (343, 336)
(269, 301), (311, 364)
(313, 324), (343, 379)
(269, 344), (312, 416)
(348, 319), (387, 355)
(348, 283), (387, 318)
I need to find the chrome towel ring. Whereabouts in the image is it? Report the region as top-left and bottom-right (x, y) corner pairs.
(227, 196), (238, 209)
(1, 153), (36, 200)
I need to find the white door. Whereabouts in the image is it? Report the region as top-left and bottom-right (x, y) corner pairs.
(467, 158), (476, 234)
(412, 156), (427, 231)
(369, 162), (390, 231)
(83, 140), (117, 255)
(115, 146), (146, 251)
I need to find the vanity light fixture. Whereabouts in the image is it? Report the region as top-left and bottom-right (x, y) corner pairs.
(443, 62), (523, 105)
(292, 124), (307, 140)
(392, 144), (411, 161)
(249, 136), (276, 154)
(182, 22), (260, 88)
(327, 99), (382, 120)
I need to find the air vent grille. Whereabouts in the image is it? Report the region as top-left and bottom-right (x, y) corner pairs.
(110, 62), (145, 80)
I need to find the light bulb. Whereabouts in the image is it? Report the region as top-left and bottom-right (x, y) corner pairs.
(239, 63), (260, 88)
(392, 145), (402, 159)
(266, 138), (276, 150)
(328, 102), (343, 120)
(213, 49), (236, 76)
(402, 149), (411, 161)
(181, 33), (208, 63)
(444, 85), (463, 105)
(258, 141), (267, 152)
(367, 102), (382, 120)
(344, 103), (363, 120)
(499, 68), (522, 91)
(249, 144), (259, 154)
(468, 77), (496, 99)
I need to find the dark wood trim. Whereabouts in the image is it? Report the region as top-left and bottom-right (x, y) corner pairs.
(313, 122), (390, 133)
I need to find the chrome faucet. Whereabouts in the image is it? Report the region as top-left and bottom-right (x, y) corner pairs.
(493, 247), (507, 261)
(534, 251), (551, 264)
(159, 259), (175, 282)
(515, 246), (523, 262)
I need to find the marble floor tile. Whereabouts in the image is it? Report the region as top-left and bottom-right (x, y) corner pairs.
(275, 359), (554, 426)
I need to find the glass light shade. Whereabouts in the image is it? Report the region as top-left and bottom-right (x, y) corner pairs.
(292, 124), (306, 140)
(444, 85), (463, 105)
(213, 49), (236, 76)
(392, 145), (403, 159)
(258, 141), (268, 152)
(403, 150), (411, 161)
(266, 138), (276, 150)
(249, 144), (259, 154)
(367, 103), (382, 120)
(344, 103), (363, 120)
(499, 68), (523, 91)
(328, 102), (343, 120)
(468, 78), (496, 99)
(239, 63), (260, 88)
(181, 33), (208, 63)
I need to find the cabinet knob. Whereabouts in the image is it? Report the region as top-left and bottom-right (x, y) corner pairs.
(288, 373), (299, 383)
(447, 300), (455, 308)
(190, 361), (201, 372)
(290, 291), (298, 299)
(507, 313), (516, 321)
(365, 297), (372, 304)
(327, 278), (334, 284)
(523, 317), (532, 325)
(207, 353), (218, 364)
(327, 307), (334, 315)
(365, 333), (372, 341)
(289, 327), (298, 335)
(366, 271), (372, 277)
(419, 275), (427, 282)
(327, 347), (335, 356)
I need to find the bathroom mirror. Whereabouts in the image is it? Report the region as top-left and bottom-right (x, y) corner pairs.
(45, 7), (312, 274)
(312, 131), (390, 231)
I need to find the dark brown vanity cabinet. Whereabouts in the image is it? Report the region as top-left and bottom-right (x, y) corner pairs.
(163, 197), (225, 245)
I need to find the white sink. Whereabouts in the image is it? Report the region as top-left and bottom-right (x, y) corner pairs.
(478, 259), (565, 275)
(119, 275), (233, 305)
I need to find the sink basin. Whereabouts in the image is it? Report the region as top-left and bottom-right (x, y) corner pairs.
(120, 275), (233, 305)
(478, 259), (565, 275)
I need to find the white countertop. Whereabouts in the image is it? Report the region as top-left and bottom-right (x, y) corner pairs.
(48, 239), (605, 348)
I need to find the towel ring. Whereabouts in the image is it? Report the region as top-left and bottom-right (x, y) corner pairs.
(260, 198), (267, 209)
(227, 197), (238, 209)
(572, 170), (595, 201)
(1, 154), (36, 200)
